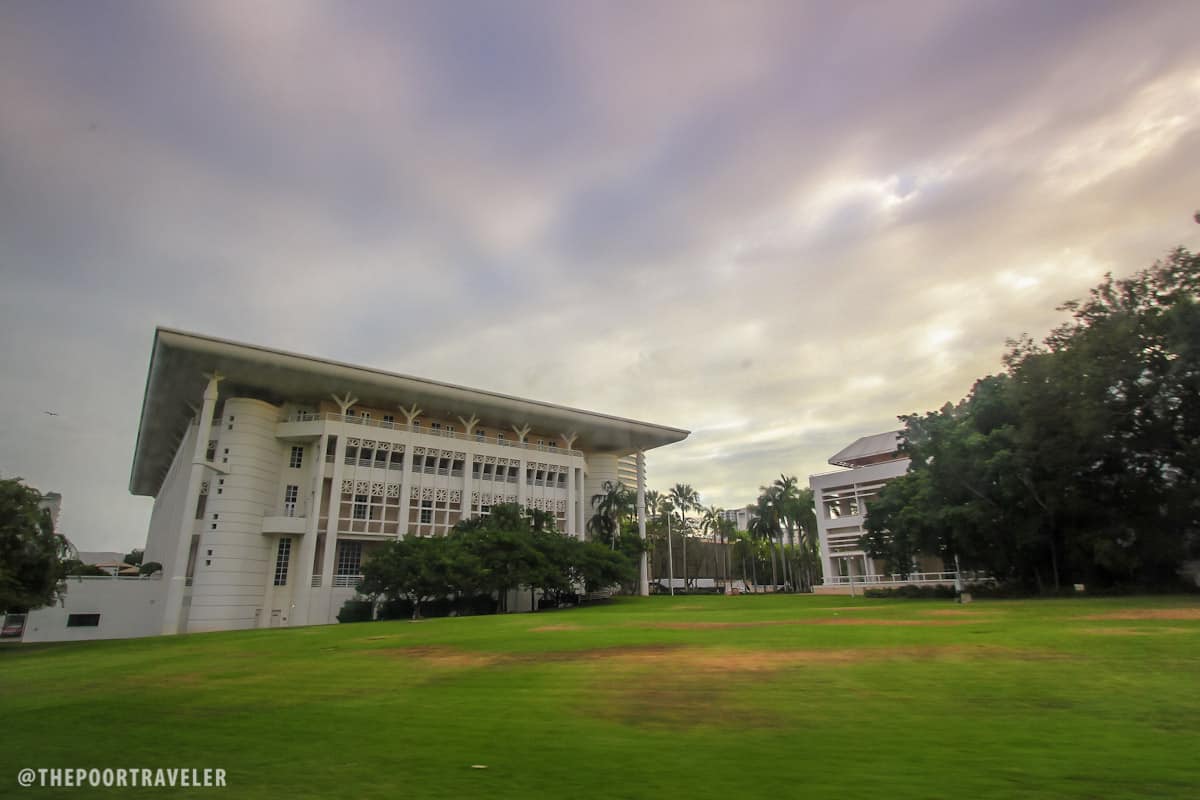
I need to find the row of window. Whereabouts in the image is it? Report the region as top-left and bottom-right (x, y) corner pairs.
(272, 538), (365, 587)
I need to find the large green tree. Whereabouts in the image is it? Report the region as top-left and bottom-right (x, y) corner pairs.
(864, 245), (1200, 591)
(0, 477), (65, 613)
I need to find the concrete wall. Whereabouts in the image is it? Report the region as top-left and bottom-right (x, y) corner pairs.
(22, 578), (165, 643)
(188, 398), (283, 633)
(143, 422), (199, 633)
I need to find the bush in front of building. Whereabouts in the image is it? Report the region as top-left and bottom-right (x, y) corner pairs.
(336, 600), (374, 623)
(862, 585), (958, 599)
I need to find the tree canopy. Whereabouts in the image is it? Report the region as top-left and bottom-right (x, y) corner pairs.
(359, 503), (637, 617)
(863, 246), (1200, 590)
(0, 477), (66, 612)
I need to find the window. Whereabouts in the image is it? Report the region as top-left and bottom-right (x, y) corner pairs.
(476, 428), (485, 442)
(283, 485), (299, 516)
(497, 432), (505, 442)
(382, 414), (395, 425)
(289, 446), (304, 468)
(336, 541), (362, 576)
(353, 494), (369, 519)
(445, 425), (455, 434)
(67, 613), (101, 628)
(273, 537), (292, 586)
(420, 500), (433, 524)
(412, 420), (420, 430)
(431, 422), (441, 431)
(361, 411), (371, 421)
(472, 462), (482, 478)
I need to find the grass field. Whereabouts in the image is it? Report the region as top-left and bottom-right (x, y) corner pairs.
(3, 594), (1199, 799)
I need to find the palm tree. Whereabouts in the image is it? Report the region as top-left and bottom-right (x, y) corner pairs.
(748, 509), (776, 591)
(668, 483), (699, 591)
(660, 497), (676, 594)
(772, 475), (801, 591)
(790, 487), (820, 591)
(588, 481), (633, 549)
(700, 505), (726, 590)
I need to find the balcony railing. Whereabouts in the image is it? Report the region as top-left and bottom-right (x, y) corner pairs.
(332, 574), (362, 588)
(343, 456), (404, 471)
(281, 413), (584, 457)
(824, 571), (992, 586)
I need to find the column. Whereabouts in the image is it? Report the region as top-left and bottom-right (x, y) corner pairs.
(162, 373), (221, 635)
(575, 466), (586, 538)
(636, 451), (649, 596)
(566, 464), (577, 537)
(461, 447), (474, 525)
(397, 440), (414, 536)
(517, 455), (527, 509)
(289, 432), (327, 626)
(317, 431), (347, 620)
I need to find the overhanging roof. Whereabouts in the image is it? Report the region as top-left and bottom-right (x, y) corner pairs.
(130, 328), (690, 496)
(827, 431), (902, 468)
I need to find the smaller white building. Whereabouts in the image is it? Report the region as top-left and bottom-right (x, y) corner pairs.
(810, 431), (955, 592)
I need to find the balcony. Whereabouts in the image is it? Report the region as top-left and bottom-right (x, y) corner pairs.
(278, 412), (585, 457)
(262, 505), (308, 535)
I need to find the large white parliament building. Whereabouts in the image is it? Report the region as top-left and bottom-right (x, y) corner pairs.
(23, 329), (687, 641)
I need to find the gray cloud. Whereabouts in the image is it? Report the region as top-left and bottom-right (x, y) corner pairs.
(2, 0), (1199, 549)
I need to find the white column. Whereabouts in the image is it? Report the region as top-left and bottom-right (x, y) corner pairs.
(517, 456), (527, 509)
(636, 450), (648, 596)
(566, 464), (577, 537)
(575, 466), (586, 538)
(317, 431), (347, 620)
(397, 440), (414, 536)
(461, 448), (474, 524)
(162, 373), (221, 634)
(289, 433), (327, 625)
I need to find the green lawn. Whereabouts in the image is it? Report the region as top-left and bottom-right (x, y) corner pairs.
(3, 594), (1199, 799)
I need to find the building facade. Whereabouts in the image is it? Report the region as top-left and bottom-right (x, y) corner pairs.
(809, 431), (956, 593)
(123, 328), (688, 635)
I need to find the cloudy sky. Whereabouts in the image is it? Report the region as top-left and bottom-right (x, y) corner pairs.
(2, 1), (1199, 552)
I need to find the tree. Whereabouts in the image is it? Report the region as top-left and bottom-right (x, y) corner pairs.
(668, 484), (699, 589)
(588, 481), (633, 549)
(864, 245), (1200, 591)
(748, 502), (778, 589)
(0, 477), (66, 613)
(571, 538), (637, 593)
(359, 535), (475, 619)
(701, 505), (730, 589)
(770, 475), (800, 590)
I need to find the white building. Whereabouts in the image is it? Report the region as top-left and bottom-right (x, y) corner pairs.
(809, 431), (957, 593)
(719, 505), (755, 532)
(24, 328), (688, 641)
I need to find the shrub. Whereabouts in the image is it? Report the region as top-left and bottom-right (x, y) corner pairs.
(862, 585), (957, 599)
(336, 600), (374, 623)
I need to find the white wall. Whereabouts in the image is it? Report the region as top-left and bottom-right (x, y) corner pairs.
(188, 398), (283, 633)
(22, 578), (165, 643)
